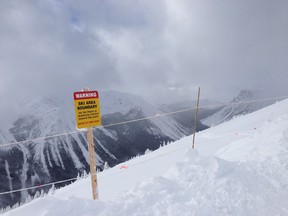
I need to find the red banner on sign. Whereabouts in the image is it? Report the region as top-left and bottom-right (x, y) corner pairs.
(73, 91), (99, 100)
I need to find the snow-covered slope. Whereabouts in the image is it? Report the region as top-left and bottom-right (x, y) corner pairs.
(100, 91), (188, 139)
(202, 89), (281, 126)
(4, 99), (288, 215)
(0, 91), (190, 209)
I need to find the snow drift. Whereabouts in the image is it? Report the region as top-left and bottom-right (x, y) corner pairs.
(3, 99), (288, 216)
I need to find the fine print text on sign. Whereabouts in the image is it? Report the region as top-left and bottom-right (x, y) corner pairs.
(73, 90), (102, 129)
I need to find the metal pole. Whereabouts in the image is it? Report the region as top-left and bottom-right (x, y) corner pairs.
(192, 87), (201, 149)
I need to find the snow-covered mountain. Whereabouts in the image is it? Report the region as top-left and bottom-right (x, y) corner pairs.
(159, 99), (221, 132)
(0, 91), (191, 209)
(202, 89), (281, 126)
(3, 98), (288, 216)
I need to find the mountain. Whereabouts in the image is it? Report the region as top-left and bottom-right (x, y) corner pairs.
(3, 98), (288, 215)
(159, 99), (222, 132)
(0, 91), (192, 209)
(202, 89), (281, 126)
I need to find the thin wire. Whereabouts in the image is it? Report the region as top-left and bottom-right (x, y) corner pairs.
(0, 95), (287, 196)
(0, 107), (203, 148)
(0, 130), (81, 147)
(103, 107), (197, 128)
(0, 95), (287, 148)
(0, 146), (186, 196)
(0, 176), (79, 195)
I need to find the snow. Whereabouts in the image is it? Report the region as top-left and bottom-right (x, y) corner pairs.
(100, 91), (188, 139)
(3, 99), (288, 216)
(4, 161), (13, 200)
(202, 90), (279, 127)
(0, 90), (186, 156)
(100, 91), (149, 116)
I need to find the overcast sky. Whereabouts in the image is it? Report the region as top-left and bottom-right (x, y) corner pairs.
(0, 0), (287, 105)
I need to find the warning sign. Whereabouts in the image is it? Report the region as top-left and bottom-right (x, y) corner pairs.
(73, 90), (102, 129)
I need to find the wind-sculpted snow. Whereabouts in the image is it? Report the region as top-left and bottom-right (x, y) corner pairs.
(95, 151), (288, 216)
(217, 115), (288, 162)
(5, 149), (288, 216)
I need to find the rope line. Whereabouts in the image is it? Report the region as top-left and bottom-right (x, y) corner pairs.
(0, 176), (80, 195)
(0, 146), (187, 196)
(0, 131), (81, 148)
(0, 95), (286, 148)
(0, 95), (286, 196)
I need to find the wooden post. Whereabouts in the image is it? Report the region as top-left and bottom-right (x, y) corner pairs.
(87, 127), (98, 200)
(192, 87), (201, 149)
(81, 88), (98, 200)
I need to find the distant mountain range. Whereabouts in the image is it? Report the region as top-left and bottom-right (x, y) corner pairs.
(159, 99), (221, 132)
(0, 91), (215, 209)
(202, 89), (281, 126)
(0, 89), (280, 209)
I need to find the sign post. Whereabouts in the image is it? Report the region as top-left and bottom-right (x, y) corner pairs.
(73, 90), (101, 129)
(87, 126), (98, 200)
(73, 89), (102, 200)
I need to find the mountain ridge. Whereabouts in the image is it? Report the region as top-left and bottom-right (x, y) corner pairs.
(3, 98), (288, 215)
(0, 91), (191, 209)
(201, 89), (281, 126)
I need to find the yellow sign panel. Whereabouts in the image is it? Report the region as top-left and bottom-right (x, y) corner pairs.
(73, 90), (102, 129)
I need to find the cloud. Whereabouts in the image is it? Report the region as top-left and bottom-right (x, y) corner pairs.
(0, 0), (121, 99)
(163, 0), (288, 100)
(0, 0), (287, 106)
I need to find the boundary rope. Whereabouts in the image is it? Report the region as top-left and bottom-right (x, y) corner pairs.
(0, 95), (287, 148)
(0, 146), (187, 196)
(0, 94), (287, 195)
(0, 176), (79, 195)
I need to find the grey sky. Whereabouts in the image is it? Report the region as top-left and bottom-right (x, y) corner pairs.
(0, 0), (287, 105)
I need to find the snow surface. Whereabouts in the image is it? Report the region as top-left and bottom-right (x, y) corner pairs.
(3, 99), (288, 216)
(202, 90), (279, 127)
